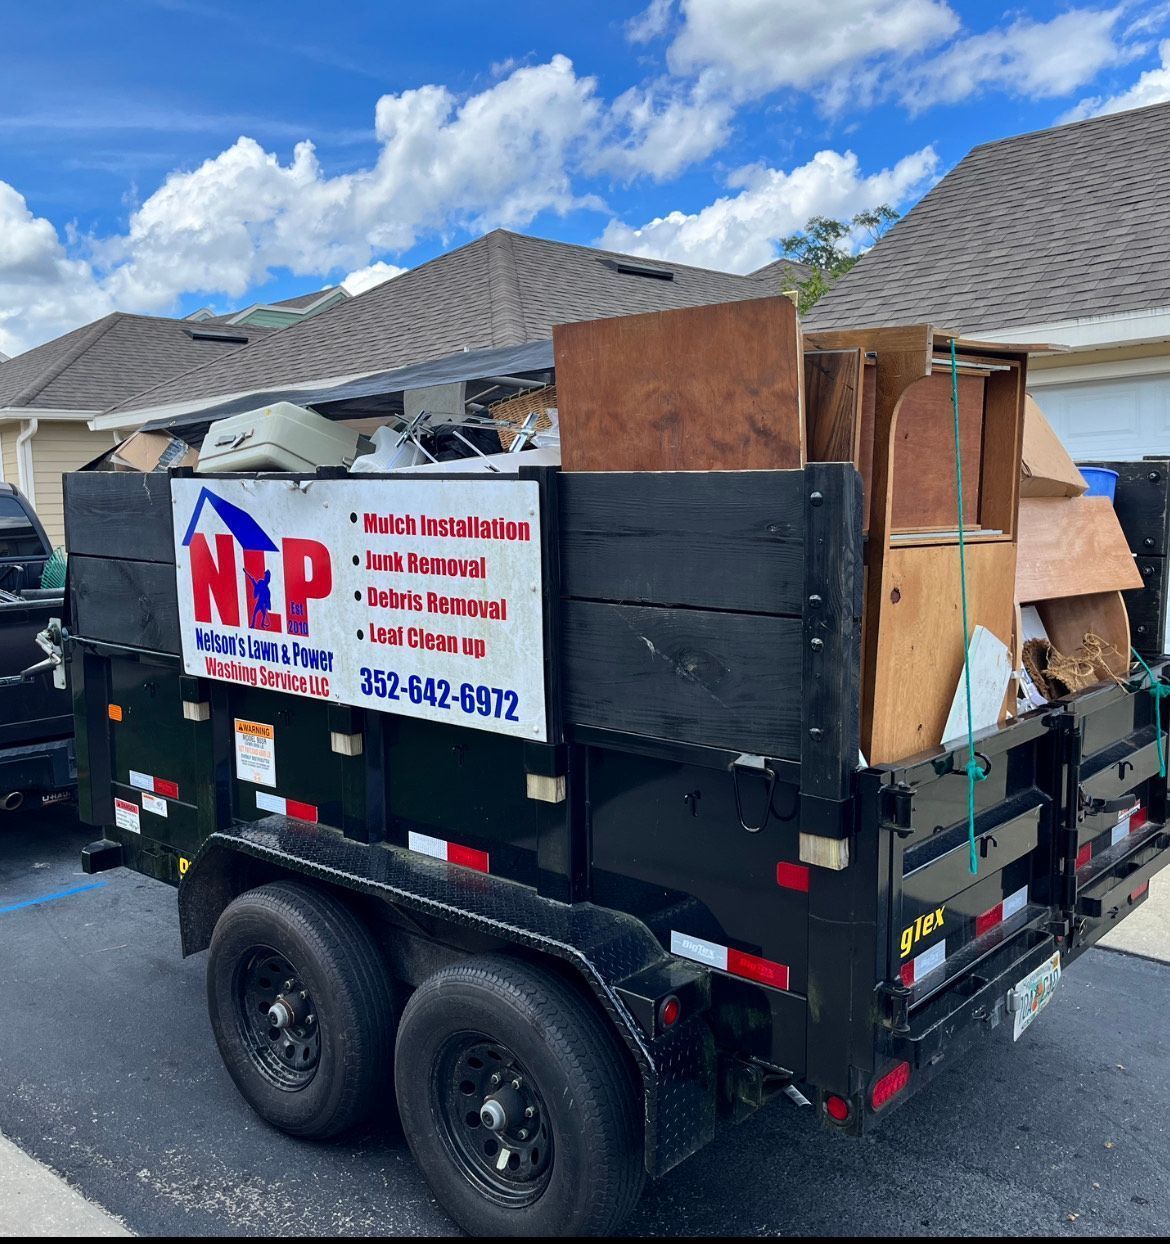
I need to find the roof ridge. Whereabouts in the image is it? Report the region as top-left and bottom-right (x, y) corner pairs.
(485, 230), (526, 345)
(8, 312), (123, 407)
(968, 96), (1170, 156)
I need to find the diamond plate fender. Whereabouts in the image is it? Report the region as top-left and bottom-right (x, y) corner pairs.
(178, 816), (714, 1177)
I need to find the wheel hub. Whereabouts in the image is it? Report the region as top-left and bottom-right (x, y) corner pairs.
(235, 949), (321, 1090)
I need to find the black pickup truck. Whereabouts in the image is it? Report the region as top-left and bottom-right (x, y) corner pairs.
(0, 482), (72, 811)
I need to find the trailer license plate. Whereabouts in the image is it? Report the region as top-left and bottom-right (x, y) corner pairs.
(1010, 951), (1061, 1041)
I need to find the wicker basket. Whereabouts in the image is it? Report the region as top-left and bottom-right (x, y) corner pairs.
(489, 385), (557, 451)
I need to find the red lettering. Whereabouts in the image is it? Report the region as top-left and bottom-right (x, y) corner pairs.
(190, 533), (239, 625)
(283, 539), (332, 633)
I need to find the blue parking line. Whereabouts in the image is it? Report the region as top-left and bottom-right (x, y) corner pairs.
(0, 880), (108, 915)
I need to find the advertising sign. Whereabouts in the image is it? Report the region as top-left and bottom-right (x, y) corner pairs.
(172, 477), (547, 740)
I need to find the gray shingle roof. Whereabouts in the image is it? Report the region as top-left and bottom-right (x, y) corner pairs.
(748, 258), (813, 286)
(807, 100), (1170, 335)
(109, 229), (775, 415)
(0, 313), (274, 411)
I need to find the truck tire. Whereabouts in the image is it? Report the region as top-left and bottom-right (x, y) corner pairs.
(206, 881), (396, 1139)
(394, 955), (644, 1237)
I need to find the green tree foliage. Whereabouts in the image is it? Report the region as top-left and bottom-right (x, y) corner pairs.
(778, 205), (898, 314)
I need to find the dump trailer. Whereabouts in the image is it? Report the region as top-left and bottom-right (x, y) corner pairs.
(65, 461), (1170, 1236)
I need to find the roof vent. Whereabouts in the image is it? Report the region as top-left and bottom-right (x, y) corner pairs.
(604, 259), (674, 281)
(186, 327), (250, 344)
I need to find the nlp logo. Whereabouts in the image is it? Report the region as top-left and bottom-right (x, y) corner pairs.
(182, 488), (332, 637)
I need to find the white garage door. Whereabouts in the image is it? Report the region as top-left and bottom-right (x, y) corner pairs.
(1031, 371), (1170, 462)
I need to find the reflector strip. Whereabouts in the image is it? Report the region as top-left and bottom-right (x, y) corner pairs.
(671, 930), (791, 991)
(1076, 843), (1092, 869)
(407, 831), (489, 873)
(128, 770), (180, 800)
(1130, 807), (1148, 834)
(1130, 882), (1150, 902)
(255, 792), (318, 823)
(899, 938), (946, 987)
(975, 884), (1029, 938)
(775, 861), (811, 892)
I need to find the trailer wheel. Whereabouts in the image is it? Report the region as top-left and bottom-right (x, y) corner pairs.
(394, 955), (644, 1237)
(206, 881), (396, 1139)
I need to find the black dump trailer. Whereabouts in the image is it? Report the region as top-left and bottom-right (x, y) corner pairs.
(66, 462), (1170, 1236)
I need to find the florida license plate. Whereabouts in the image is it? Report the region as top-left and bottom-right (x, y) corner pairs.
(1010, 951), (1062, 1041)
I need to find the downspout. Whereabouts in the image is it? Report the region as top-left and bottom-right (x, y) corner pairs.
(16, 417), (38, 507)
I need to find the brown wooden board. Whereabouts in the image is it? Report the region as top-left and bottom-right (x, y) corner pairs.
(1036, 591), (1130, 678)
(63, 470), (176, 564)
(890, 373), (985, 530)
(804, 349), (863, 462)
(561, 599), (802, 756)
(1016, 496), (1143, 603)
(554, 296), (804, 473)
(559, 469), (805, 615)
(69, 554), (181, 654)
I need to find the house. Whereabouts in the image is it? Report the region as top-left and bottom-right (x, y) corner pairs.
(95, 230), (809, 432)
(185, 286), (350, 329)
(807, 101), (1170, 461)
(0, 313), (273, 543)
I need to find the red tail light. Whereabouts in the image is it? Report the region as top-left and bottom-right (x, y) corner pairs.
(659, 995), (681, 1029)
(871, 1061), (911, 1111)
(825, 1094), (850, 1122)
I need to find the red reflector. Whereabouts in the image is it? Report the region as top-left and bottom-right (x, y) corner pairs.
(899, 961), (914, 987)
(1076, 843), (1092, 869)
(775, 861), (810, 892)
(447, 842), (490, 873)
(659, 996), (681, 1028)
(825, 1094), (850, 1122)
(285, 799), (318, 823)
(154, 778), (180, 800)
(726, 947), (790, 991)
(1130, 807), (1148, 833)
(871, 1061), (911, 1111)
(1130, 882), (1150, 902)
(975, 903), (1003, 937)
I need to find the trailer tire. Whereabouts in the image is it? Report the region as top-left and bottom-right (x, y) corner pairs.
(206, 881), (396, 1139)
(394, 954), (644, 1237)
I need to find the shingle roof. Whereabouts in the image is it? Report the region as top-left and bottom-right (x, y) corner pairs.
(748, 258), (813, 286)
(108, 229), (775, 415)
(0, 313), (274, 411)
(807, 100), (1170, 335)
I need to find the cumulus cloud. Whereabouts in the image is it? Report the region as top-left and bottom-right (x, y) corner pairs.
(1061, 38), (1170, 120)
(599, 146), (938, 273)
(342, 260), (407, 295)
(627, 0), (675, 45)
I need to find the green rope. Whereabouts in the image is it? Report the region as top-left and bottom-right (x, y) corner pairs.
(949, 338), (985, 874)
(1130, 646), (1170, 778)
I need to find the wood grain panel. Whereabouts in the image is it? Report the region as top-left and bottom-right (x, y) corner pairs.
(555, 297), (804, 473)
(804, 349), (863, 462)
(63, 470), (175, 564)
(559, 469), (805, 615)
(70, 554), (181, 653)
(1036, 591), (1130, 678)
(562, 599), (802, 756)
(1016, 496), (1143, 603)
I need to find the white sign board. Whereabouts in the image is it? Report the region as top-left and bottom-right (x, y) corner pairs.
(172, 477), (547, 740)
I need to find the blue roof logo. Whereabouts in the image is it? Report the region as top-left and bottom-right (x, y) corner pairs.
(181, 487), (278, 552)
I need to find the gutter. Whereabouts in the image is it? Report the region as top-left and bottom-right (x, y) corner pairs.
(16, 417), (38, 507)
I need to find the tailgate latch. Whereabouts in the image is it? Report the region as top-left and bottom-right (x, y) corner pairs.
(880, 782), (915, 838)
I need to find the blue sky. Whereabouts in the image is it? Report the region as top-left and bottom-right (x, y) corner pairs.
(2, 0), (1169, 355)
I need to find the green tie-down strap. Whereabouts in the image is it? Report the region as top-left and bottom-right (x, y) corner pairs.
(1131, 647), (1170, 778)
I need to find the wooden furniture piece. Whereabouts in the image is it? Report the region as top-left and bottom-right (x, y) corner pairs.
(1016, 496), (1143, 603)
(554, 296), (804, 472)
(804, 325), (1035, 764)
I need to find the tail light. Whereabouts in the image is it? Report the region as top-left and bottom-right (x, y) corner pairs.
(824, 1094), (850, 1122)
(871, 1061), (911, 1111)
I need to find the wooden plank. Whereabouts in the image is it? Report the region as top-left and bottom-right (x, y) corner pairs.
(889, 373), (985, 530)
(858, 360), (877, 533)
(1036, 591), (1130, 678)
(69, 554), (180, 654)
(1016, 496), (1143, 603)
(1079, 459), (1170, 557)
(559, 470), (805, 615)
(63, 471), (176, 564)
(555, 296), (804, 473)
(865, 541), (1017, 765)
(562, 599), (802, 756)
(804, 349), (863, 462)
(800, 463), (863, 802)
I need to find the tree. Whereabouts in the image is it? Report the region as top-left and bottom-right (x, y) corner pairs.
(778, 205), (898, 314)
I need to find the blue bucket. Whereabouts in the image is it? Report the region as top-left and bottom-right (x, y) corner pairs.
(1080, 467), (1118, 502)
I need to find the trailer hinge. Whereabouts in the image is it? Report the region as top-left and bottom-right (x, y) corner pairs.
(880, 781), (915, 838)
(876, 979), (912, 1035)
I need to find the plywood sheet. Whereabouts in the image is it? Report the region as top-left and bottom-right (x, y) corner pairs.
(1036, 591), (1131, 678)
(804, 348), (862, 462)
(1016, 496), (1143, 603)
(555, 296), (803, 472)
(865, 541), (1017, 764)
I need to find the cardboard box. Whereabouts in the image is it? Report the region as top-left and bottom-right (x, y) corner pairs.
(1020, 395), (1087, 497)
(105, 430), (199, 473)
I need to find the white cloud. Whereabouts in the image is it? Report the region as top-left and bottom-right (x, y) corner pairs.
(598, 146), (938, 273)
(1061, 37), (1170, 120)
(900, 7), (1132, 113)
(627, 0), (675, 44)
(667, 0), (960, 99)
(342, 260), (407, 295)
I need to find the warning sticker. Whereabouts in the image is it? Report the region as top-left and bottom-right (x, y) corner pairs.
(114, 797), (141, 834)
(142, 792), (168, 818)
(234, 718), (276, 787)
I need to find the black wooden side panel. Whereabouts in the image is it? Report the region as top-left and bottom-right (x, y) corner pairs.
(63, 471), (176, 564)
(559, 470), (805, 615)
(562, 599), (801, 756)
(70, 554), (180, 654)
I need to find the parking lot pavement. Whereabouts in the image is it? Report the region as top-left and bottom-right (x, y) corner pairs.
(1100, 878), (1170, 963)
(2, 806), (1169, 1238)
